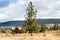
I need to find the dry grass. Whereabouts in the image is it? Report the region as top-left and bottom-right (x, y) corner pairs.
(0, 31), (60, 40)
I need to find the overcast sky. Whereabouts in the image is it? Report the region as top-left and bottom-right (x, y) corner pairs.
(0, 0), (60, 22)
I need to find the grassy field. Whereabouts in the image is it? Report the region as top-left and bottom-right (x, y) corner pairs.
(0, 31), (60, 40)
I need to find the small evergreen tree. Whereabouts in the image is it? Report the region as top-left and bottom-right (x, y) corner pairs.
(14, 27), (19, 33)
(40, 24), (47, 32)
(24, 2), (40, 35)
(40, 24), (47, 36)
(52, 23), (59, 30)
(50, 27), (52, 30)
(12, 27), (20, 33)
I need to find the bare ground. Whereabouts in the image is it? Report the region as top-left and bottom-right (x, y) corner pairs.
(0, 31), (60, 40)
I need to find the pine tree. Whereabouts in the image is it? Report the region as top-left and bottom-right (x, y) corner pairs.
(24, 2), (40, 35)
(40, 24), (47, 32)
(52, 23), (59, 30)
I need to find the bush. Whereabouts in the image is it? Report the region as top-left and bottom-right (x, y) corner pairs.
(52, 23), (59, 30)
(1, 30), (5, 33)
(24, 23), (40, 33)
(40, 24), (47, 32)
(12, 27), (20, 33)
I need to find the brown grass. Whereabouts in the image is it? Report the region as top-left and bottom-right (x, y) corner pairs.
(0, 31), (60, 40)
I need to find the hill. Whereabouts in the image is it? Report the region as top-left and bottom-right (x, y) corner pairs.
(0, 19), (60, 26)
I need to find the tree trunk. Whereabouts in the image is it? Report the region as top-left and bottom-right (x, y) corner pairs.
(29, 29), (33, 36)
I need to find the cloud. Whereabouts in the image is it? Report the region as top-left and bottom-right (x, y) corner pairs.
(36, 0), (60, 18)
(0, 0), (27, 22)
(0, 0), (60, 22)
(0, 14), (7, 19)
(0, 0), (18, 8)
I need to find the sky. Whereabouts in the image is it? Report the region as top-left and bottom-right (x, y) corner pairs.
(0, 0), (60, 22)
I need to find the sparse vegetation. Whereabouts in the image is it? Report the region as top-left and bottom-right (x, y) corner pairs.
(49, 23), (60, 30)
